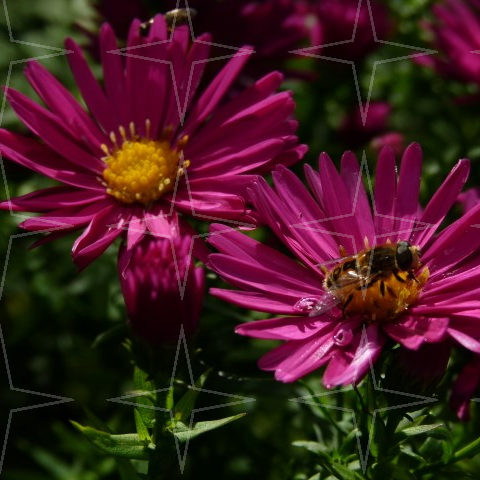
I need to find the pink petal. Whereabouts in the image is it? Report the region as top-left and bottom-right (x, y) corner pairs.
(411, 159), (470, 248)
(0, 186), (105, 212)
(235, 315), (334, 341)
(0, 130), (103, 190)
(6, 88), (104, 174)
(65, 37), (116, 133)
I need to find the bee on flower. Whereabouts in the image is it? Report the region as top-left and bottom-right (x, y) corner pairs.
(207, 143), (480, 388)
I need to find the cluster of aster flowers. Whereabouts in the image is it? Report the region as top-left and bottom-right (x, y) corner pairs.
(2, 7), (480, 426)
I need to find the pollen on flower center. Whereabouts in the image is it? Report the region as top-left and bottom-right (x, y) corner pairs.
(101, 120), (190, 205)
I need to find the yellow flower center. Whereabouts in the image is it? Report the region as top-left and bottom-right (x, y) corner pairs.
(101, 121), (189, 205)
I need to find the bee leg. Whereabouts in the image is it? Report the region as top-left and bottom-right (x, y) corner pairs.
(407, 271), (419, 283)
(393, 270), (406, 283)
(380, 281), (386, 297)
(342, 294), (354, 317)
(386, 286), (397, 298)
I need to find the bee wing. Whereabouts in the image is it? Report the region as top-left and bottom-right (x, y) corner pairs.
(308, 291), (341, 317)
(330, 269), (366, 288)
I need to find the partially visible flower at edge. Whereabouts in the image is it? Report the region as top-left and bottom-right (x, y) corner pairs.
(450, 355), (480, 421)
(118, 219), (204, 345)
(416, 0), (480, 84)
(207, 143), (480, 388)
(0, 15), (305, 269)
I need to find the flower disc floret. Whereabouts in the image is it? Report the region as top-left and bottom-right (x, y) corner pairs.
(102, 124), (189, 205)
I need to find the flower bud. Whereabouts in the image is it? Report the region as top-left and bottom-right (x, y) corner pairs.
(119, 234), (205, 344)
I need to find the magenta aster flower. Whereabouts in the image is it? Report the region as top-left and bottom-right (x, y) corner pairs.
(118, 218), (204, 344)
(310, 0), (391, 60)
(0, 15), (305, 269)
(370, 132), (405, 156)
(450, 355), (480, 421)
(339, 101), (392, 147)
(207, 143), (480, 387)
(417, 0), (480, 84)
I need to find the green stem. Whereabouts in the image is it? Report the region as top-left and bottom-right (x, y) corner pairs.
(417, 436), (480, 475)
(453, 436), (480, 461)
(299, 381), (348, 435)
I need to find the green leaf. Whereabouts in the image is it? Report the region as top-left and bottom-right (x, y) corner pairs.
(71, 422), (152, 460)
(134, 409), (151, 442)
(174, 370), (210, 422)
(292, 440), (329, 458)
(133, 367), (156, 429)
(329, 462), (364, 480)
(398, 423), (444, 437)
(171, 413), (245, 443)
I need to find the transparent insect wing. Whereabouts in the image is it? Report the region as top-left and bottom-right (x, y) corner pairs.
(308, 291), (341, 317)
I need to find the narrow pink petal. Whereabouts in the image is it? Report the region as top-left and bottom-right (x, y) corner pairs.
(210, 288), (299, 315)
(99, 23), (128, 127)
(448, 327), (480, 353)
(0, 130), (103, 191)
(394, 143), (422, 236)
(411, 159), (470, 248)
(340, 151), (375, 242)
(1, 186), (104, 212)
(373, 146), (397, 240)
(6, 88), (104, 173)
(323, 324), (384, 387)
(65, 37), (116, 132)
(72, 205), (124, 269)
(25, 61), (105, 154)
(314, 152), (363, 254)
(422, 203), (480, 275)
(208, 223), (324, 287)
(235, 315), (334, 341)
(258, 327), (338, 383)
(182, 48), (253, 134)
(383, 316), (448, 350)
(208, 253), (323, 299)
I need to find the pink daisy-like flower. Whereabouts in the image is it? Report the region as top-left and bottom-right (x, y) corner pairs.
(0, 15), (305, 269)
(207, 143), (480, 387)
(118, 217), (204, 344)
(450, 355), (480, 420)
(417, 0), (480, 84)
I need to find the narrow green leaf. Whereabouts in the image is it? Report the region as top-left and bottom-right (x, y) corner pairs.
(175, 370), (210, 422)
(134, 409), (151, 442)
(292, 440), (328, 458)
(133, 367), (156, 429)
(399, 423), (444, 437)
(71, 422), (152, 460)
(329, 462), (364, 480)
(171, 413), (245, 443)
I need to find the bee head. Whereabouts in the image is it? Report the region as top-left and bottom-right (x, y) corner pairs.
(395, 241), (421, 271)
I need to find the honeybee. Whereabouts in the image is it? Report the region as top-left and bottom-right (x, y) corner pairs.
(140, 8), (196, 36)
(165, 8), (197, 28)
(313, 241), (429, 322)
